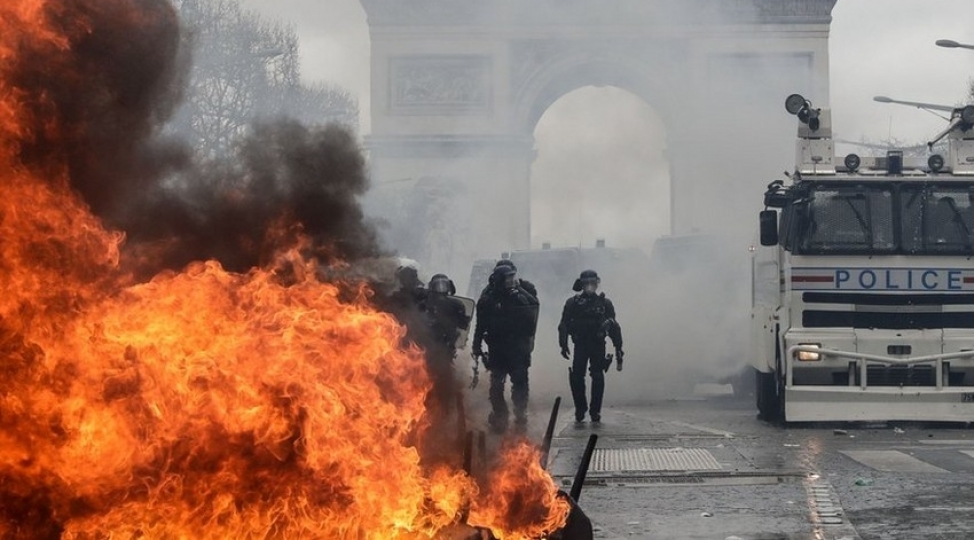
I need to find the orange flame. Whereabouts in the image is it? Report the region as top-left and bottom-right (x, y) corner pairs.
(0, 0), (569, 538)
(470, 441), (572, 539)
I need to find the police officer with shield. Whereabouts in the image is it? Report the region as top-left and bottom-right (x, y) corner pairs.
(558, 269), (623, 425)
(420, 273), (473, 415)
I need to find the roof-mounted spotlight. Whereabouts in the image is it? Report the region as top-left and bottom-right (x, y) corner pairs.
(928, 154), (945, 173)
(844, 153), (861, 172)
(784, 93), (821, 131)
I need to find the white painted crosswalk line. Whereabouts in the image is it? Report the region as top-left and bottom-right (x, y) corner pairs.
(840, 450), (949, 473)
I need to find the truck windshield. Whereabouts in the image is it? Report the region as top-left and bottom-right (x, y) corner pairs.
(794, 184), (896, 254)
(900, 184), (974, 254)
(791, 182), (974, 256)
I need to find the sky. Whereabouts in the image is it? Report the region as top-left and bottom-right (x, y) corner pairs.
(830, 0), (974, 144)
(237, 0), (974, 142)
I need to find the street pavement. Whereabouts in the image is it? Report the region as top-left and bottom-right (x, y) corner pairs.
(532, 387), (974, 540)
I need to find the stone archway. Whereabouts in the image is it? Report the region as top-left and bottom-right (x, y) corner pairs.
(361, 0), (836, 274)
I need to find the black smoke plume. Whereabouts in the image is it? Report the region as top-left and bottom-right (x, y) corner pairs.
(120, 120), (383, 276)
(4, 0), (381, 279)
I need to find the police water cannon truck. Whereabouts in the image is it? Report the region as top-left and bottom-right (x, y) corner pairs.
(750, 93), (974, 423)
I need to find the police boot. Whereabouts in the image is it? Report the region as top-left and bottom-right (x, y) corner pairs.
(568, 368), (587, 423)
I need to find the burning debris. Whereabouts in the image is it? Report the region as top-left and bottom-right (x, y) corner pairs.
(0, 0), (571, 537)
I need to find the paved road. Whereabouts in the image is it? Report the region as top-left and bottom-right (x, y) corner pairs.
(532, 389), (973, 540)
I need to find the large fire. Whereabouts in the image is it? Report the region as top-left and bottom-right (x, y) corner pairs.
(0, 0), (569, 538)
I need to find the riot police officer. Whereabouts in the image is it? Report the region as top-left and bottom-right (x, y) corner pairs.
(472, 264), (540, 432)
(380, 264), (429, 347)
(558, 269), (623, 424)
(420, 273), (472, 415)
(423, 273), (470, 356)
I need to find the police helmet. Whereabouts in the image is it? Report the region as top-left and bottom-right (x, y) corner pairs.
(429, 273), (456, 295)
(490, 264), (517, 287)
(572, 269), (600, 292)
(495, 259), (516, 271)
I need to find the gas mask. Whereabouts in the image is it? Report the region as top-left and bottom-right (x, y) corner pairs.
(503, 273), (518, 290)
(581, 278), (598, 294)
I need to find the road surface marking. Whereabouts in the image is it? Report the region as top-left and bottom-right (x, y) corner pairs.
(840, 450), (949, 473)
(805, 475), (861, 540)
(667, 420), (735, 438)
(917, 439), (973, 445)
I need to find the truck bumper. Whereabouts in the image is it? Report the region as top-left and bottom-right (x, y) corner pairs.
(784, 385), (974, 423)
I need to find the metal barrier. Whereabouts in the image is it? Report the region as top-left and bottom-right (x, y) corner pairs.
(785, 345), (974, 390)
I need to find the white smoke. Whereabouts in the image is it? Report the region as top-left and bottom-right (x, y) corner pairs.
(233, 0), (974, 410)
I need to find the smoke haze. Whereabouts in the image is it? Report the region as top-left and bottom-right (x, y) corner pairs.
(228, 0), (820, 409)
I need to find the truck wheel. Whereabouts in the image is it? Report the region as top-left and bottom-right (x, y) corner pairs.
(756, 370), (781, 422)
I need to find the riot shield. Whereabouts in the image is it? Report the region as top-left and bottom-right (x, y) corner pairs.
(452, 295), (476, 350)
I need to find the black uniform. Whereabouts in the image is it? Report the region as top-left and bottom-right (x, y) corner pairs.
(422, 293), (470, 357)
(419, 275), (471, 415)
(473, 265), (539, 432)
(558, 271), (623, 423)
(382, 266), (429, 347)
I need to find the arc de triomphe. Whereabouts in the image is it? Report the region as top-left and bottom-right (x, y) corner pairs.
(360, 0), (837, 272)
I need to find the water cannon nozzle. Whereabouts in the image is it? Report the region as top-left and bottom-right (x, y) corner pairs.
(786, 93), (820, 131)
(785, 94), (808, 115)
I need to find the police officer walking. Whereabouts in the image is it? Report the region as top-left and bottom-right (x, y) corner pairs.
(558, 269), (623, 425)
(472, 264), (540, 433)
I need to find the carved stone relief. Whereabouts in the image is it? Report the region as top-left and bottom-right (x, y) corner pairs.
(389, 55), (492, 114)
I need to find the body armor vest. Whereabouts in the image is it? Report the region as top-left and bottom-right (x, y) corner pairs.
(485, 286), (539, 340)
(566, 293), (608, 337)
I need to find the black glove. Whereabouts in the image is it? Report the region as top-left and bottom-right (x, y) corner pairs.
(615, 349), (624, 371)
(560, 346), (570, 360)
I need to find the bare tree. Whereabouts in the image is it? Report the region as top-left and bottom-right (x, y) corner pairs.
(282, 82), (359, 129)
(170, 0), (357, 157)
